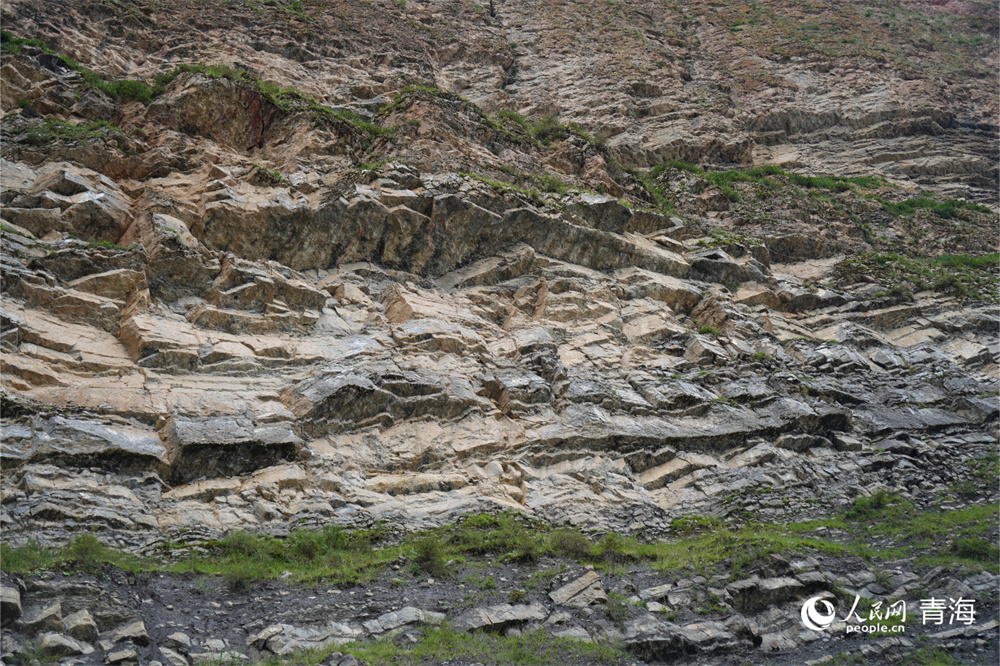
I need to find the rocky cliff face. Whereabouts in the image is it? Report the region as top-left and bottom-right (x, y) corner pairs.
(0, 1), (998, 665)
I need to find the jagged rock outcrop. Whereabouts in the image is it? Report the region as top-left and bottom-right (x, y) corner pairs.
(0, 1), (997, 664)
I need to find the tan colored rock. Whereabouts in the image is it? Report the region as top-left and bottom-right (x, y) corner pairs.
(549, 571), (608, 608)
(62, 609), (98, 643)
(67, 269), (146, 301)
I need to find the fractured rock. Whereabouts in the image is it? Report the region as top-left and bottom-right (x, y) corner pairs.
(549, 571), (608, 608)
(452, 603), (548, 633)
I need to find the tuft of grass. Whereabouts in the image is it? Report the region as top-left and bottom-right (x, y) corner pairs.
(550, 529), (593, 560)
(251, 163), (287, 183)
(844, 489), (896, 521)
(494, 109), (530, 129)
(934, 253), (998, 270)
(952, 452), (1000, 499)
(908, 646), (961, 665)
(950, 538), (999, 563)
(697, 326), (720, 336)
(530, 114), (569, 144)
(669, 515), (723, 536)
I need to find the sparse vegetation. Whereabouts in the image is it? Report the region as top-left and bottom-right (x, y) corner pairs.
(17, 116), (129, 149)
(880, 197), (992, 220)
(338, 623), (625, 666)
(835, 252), (998, 302)
(414, 536), (448, 577)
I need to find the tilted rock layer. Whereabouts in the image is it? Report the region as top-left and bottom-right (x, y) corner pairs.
(0, 0), (998, 664)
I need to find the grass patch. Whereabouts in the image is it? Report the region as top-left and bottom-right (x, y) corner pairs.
(1, 35), (396, 145)
(835, 251), (998, 302)
(2, 31), (151, 102)
(934, 253), (998, 270)
(641, 527), (848, 581)
(530, 114), (569, 144)
(1, 534), (141, 575)
(494, 109), (530, 130)
(168, 525), (402, 585)
(643, 161), (884, 206)
(251, 163), (287, 183)
(414, 536), (448, 577)
(0, 222), (36, 239)
(461, 171), (544, 205)
(669, 515), (723, 536)
(338, 623), (625, 666)
(17, 116), (128, 149)
(880, 197), (992, 220)
(952, 452), (1000, 499)
(4, 501), (995, 593)
(908, 646), (961, 665)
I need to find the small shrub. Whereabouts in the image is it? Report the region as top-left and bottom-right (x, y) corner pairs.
(0, 540), (54, 573)
(509, 589), (527, 604)
(844, 490), (896, 521)
(951, 538), (998, 563)
(697, 326), (720, 336)
(64, 534), (111, 574)
(223, 559), (255, 591)
(604, 594), (630, 629)
(494, 109), (528, 128)
(414, 537), (447, 577)
(535, 173), (567, 194)
(550, 529), (592, 560)
(594, 533), (632, 564)
(531, 115), (568, 143)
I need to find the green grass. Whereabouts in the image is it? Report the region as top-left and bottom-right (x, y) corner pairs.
(934, 253), (998, 270)
(908, 646), (961, 665)
(0, 534), (141, 575)
(669, 515), (723, 536)
(251, 163), (287, 183)
(952, 452), (1000, 499)
(880, 197), (992, 220)
(494, 109), (530, 130)
(4, 499), (995, 594)
(835, 251), (998, 302)
(791, 492), (1000, 573)
(85, 239), (138, 250)
(339, 624), (625, 666)
(461, 172), (544, 205)
(1, 34), (395, 144)
(697, 326), (720, 336)
(18, 116), (128, 149)
(644, 161), (885, 205)
(2, 31), (151, 102)
(639, 526), (849, 581)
